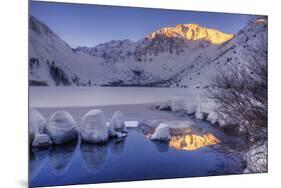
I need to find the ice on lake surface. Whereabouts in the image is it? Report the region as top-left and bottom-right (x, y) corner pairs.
(29, 86), (203, 108)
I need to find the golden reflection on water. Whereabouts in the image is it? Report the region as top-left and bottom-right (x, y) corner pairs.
(169, 133), (220, 151)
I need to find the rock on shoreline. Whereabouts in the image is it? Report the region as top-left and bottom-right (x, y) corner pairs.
(80, 109), (109, 143)
(108, 111), (127, 138)
(151, 123), (171, 141)
(46, 111), (78, 144)
(29, 109), (47, 144)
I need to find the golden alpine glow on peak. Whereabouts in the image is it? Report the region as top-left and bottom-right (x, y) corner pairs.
(147, 23), (234, 44)
(255, 18), (266, 24)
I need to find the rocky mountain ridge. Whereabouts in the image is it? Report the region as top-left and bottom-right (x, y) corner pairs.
(29, 15), (267, 88)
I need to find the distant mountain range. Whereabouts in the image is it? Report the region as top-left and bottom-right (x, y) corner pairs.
(29, 15), (267, 88)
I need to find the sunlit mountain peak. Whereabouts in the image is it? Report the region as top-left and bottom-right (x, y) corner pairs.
(147, 23), (234, 44)
(255, 18), (267, 24)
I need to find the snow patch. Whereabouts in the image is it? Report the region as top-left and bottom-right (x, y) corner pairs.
(125, 121), (139, 128)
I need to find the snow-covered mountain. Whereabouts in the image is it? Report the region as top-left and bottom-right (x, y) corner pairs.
(146, 23), (234, 44)
(29, 15), (267, 87)
(162, 16), (268, 88)
(29, 16), (113, 86)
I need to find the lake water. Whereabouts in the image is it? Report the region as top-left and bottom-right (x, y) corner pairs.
(30, 113), (245, 187)
(29, 87), (246, 187)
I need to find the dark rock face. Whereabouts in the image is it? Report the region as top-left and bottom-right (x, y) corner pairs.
(49, 62), (71, 86)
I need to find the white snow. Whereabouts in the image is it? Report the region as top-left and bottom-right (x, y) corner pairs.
(110, 111), (127, 131)
(32, 133), (52, 147)
(80, 109), (108, 143)
(29, 16), (111, 86)
(29, 109), (47, 144)
(125, 121), (139, 128)
(29, 15), (267, 90)
(206, 111), (219, 124)
(156, 92), (223, 125)
(151, 123), (171, 141)
(29, 86), (192, 108)
(29, 15), (267, 132)
(142, 119), (195, 129)
(195, 106), (204, 120)
(108, 111), (127, 137)
(46, 111), (78, 144)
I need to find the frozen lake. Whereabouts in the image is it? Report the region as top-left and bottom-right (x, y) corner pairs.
(29, 86), (203, 108)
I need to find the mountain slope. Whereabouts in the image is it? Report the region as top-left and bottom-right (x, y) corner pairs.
(160, 16), (267, 88)
(29, 15), (267, 88)
(76, 23), (236, 86)
(29, 16), (113, 86)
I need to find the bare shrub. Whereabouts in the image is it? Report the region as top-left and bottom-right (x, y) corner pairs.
(208, 45), (267, 141)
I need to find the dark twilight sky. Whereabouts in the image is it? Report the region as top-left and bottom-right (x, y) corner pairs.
(30, 1), (253, 48)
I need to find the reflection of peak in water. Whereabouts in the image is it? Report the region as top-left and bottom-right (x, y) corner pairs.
(169, 133), (220, 151)
(80, 143), (108, 173)
(49, 142), (77, 176)
(140, 122), (220, 151)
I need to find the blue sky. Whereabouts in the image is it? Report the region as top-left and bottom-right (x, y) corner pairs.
(30, 1), (252, 48)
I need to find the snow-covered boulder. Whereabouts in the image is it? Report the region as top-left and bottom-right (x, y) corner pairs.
(151, 123), (171, 141)
(46, 111), (78, 144)
(244, 141), (268, 173)
(29, 109), (47, 144)
(206, 111), (219, 124)
(183, 102), (197, 114)
(108, 111), (127, 138)
(195, 106), (204, 120)
(80, 109), (108, 143)
(32, 133), (52, 148)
